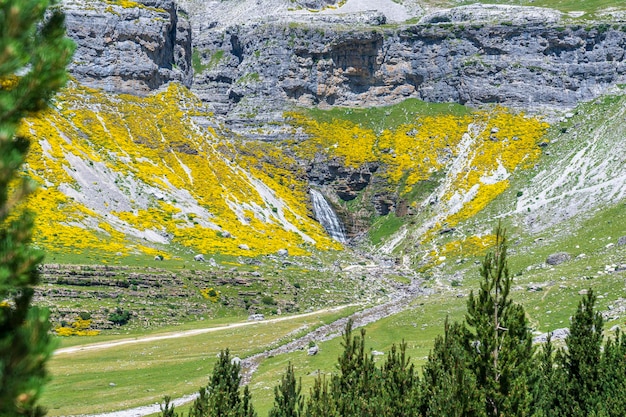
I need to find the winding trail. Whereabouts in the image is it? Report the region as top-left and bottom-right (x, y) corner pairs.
(58, 279), (425, 417)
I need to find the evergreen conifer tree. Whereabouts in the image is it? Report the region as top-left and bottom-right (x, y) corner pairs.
(185, 349), (256, 417)
(330, 319), (382, 417)
(598, 328), (626, 416)
(268, 362), (304, 417)
(420, 318), (485, 417)
(530, 334), (560, 417)
(378, 340), (418, 417)
(465, 224), (534, 417)
(304, 373), (336, 417)
(159, 396), (179, 417)
(0, 1), (73, 415)
(554, 290), (604, 417)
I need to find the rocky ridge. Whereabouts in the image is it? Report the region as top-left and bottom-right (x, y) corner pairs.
(192, 19), (626, 139)
(61, 1), (626, 140)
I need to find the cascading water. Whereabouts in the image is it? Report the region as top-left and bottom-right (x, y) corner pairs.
(310, 189), (348, 244)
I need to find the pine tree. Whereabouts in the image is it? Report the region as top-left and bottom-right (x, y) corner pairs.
(530, 334), (560, 417)
(379, 340), (418, 417)
(241, 386), (257, 417)
(159, 396), (179, 417)
(554, 290), (604, 417)
(207, 350), (243, 417)
(0, 1), (73, 416)
(304, 373), (336, 417)
(183, 349), (256, 417)
(598, 328), (626, 416)
(268, 362), (304, 417)
(465, 224), (534, 417)
(420, 319), (485, 417)
(330, 319), (382, 417)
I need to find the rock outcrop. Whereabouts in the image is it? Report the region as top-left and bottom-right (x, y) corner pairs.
(61, 2), (626, 138)
(62, 0), (192, 94)
(191, 19), (626, 139)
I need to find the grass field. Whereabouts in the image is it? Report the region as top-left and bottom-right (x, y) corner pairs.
(43, 306), (359, 416)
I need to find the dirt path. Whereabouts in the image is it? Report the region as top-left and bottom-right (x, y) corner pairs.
(54, 305), (355, 356)
(59, 279), (425, 417)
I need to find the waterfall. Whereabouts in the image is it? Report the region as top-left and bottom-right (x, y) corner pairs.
(310, 189), (348, 244)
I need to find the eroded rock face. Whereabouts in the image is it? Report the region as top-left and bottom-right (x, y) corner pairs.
(308, 159), (379, 202)
(191, 20), (626, 138)
(63, 0), (192, 94)
(61, 2), (626, 136)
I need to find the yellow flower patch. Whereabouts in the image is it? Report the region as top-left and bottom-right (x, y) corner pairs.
(55, 318), (101, 337)
(200, 287), (220, 303)
(20, 82), (340, 259)
(288, 105), (548, 234)
(428, 234), (496, 266)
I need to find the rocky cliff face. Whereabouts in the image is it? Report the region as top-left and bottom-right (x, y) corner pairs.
(63, 0), (192, 94)
(61, 2), (626, 134)
(193, 19), (626, 138)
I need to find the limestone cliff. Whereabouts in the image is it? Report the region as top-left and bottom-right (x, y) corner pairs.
(63, 0), (192, 94)
(61, 2), (625, 137)
(192, 18), (626, 138)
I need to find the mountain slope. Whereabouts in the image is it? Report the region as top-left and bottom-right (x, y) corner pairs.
(21, 82), (340, 262)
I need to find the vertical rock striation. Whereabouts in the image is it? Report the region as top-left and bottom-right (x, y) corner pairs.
(63, 0), (192, 94)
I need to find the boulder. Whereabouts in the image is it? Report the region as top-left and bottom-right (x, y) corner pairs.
(248, 313), (264, 321)
(194, 254), (205, 262)
(618, 236), (626, 246)
(307, 345), (319, 356)
(533, 328), (570, 344)
(277, 249), (289, 257)
(546, 252), (571, 266)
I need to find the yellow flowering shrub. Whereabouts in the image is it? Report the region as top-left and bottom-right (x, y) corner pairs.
(200, 287), (220, 303)
(20, 82), (340, 259)
(55, 318), (101, 337)
(426, 234), (496, 267)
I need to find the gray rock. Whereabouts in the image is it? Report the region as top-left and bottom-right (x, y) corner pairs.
(186, 17), (626, 141)
(194, 254), (205, 262)
(618, 236), (626, 246)
(533, 327), (570, 343)
(62, 0), (191, 94)
(277, 249), (289, 257)
(546, 252), (571, 266)
(307, 345), (319, 356)
(238, 244), (250, 250)
(248, 313), (265, 321)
